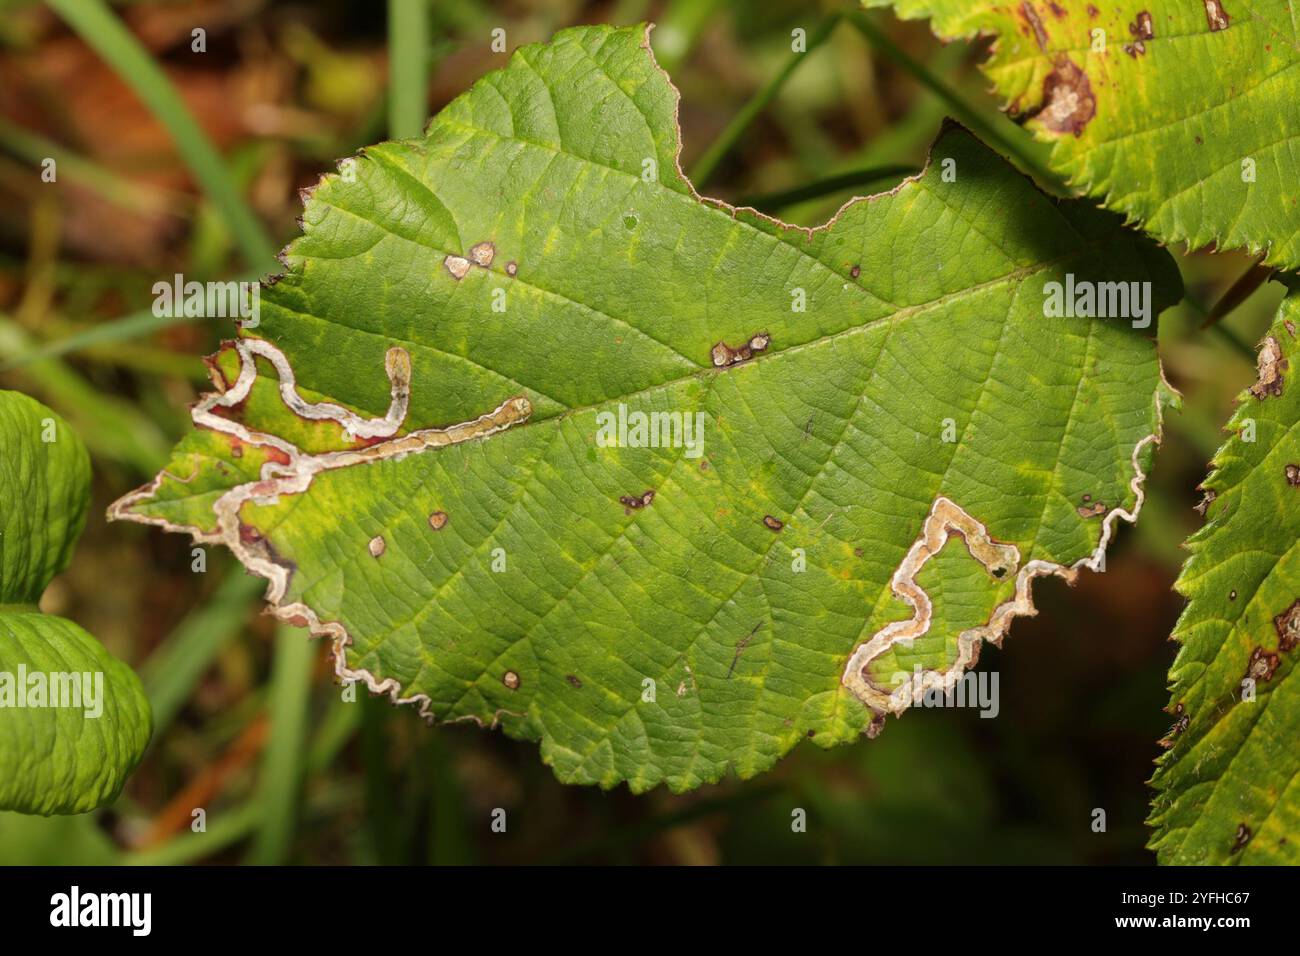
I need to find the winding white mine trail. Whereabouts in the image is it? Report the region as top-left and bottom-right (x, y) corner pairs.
(109, 337), (532, 722)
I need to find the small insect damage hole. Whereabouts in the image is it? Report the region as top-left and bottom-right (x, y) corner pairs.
(428, 510), (449, 531)
(469, 241), (495, 267)
(1194, 489), (1217, 516)
(1124, 10), (1153, 55)
(505, 261), (518, 276)
(1275, 599), (1300, 652)
(444, 241), (496, 280)
(1038, 56), (1096, 136)
(619, 489), (655, 513)
(1246, 646), (1280, 683)
(1077, 501), (1107, 518)
(368, 535), (386, 558)
(1249, 336), (1287, 398)
(1285, 464), (1300, 486)
(1231, 822), (1252, 854)
(711, 332), (770, 367)
(763, 515), (784, 532)
(1204, 0), (1231, 32)
(502, 670), (521, 690)
(565, 674), (583, 688)
(850, 264), (861, 279)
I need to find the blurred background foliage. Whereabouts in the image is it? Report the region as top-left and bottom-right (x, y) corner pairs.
(0, 0), (1279, 865)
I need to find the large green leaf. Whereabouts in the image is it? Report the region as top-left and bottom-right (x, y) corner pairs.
(0, 391), (152, 814)
(1149, 287), (1300, 864)
(112, 24), (1179, 793)
(866, 1), (1300, 269)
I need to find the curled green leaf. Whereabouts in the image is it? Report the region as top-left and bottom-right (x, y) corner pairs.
(866, 1), (1300, 269)
(0, 391), (151, 814)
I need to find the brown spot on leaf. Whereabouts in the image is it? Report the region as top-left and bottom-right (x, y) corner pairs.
(565, 674), (583, 689)
(1133, 11), (1154, 39)
(1086, 3), (1099, 16)
(505, 261), (517, 277)
(428, 510), (449, 530)
(850, 264), (861, 279)
(1275, 600), (1300, 652)
(1077, 501), (1107, 517)
(502, 670), (521, 690)
(1039, 57), (1096, 136)
(711, 332), (771, 367)
(1204, 0), (1230, 31)
(1247, 646), (1280, 683)
(1249, 336), (1287, 398)
(763, 515), (784, 531)
(619, 489), (655, 512)
(468, 241), (495, 267)
(1231, 823), (1252, 854)
(368, 535), (386, 558)
(1286, 464), (1300, 486)
(444, 255), (471, 280)
(1048, 2), (1066, 17)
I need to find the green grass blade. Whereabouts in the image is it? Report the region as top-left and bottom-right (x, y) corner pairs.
(0, 269), (259, 371)
(45, 0), (278, 269)
(139, 571), (263, 735)
(847, 9), (1058, 189)
(738, 164), (917, 211)
(689, 14), (840, 188)
(0, 313), (169, 472)
(388, 0), (431, 140)
(247, 624), (315, 865)
(0, 116), (183, 216)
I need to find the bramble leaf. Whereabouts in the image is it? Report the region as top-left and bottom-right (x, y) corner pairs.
(866, 1), (1300, 269)
(1149, 287), (1300, 865)
(114, 24), (1179, 793)
(0, 391), (152, 815)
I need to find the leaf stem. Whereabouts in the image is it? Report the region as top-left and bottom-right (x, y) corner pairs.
(1199, 258), (1275, 330)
